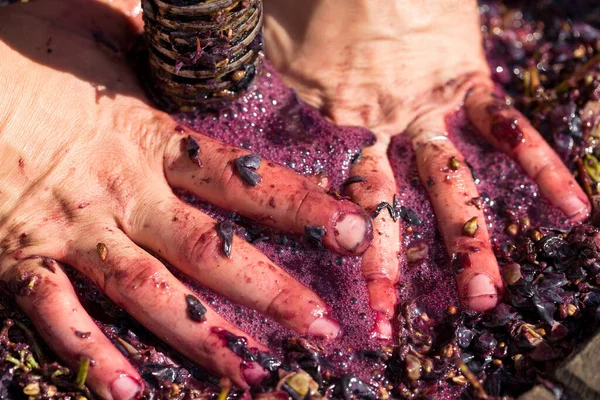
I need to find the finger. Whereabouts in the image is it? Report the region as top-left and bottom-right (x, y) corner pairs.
(412, 132), (503, 312)
(65, 229), (273, 389)
(162, 130), (373, 255)
(0, 258), (143, 400)
(345, 139), (400, 339)
(129, 191), (341, 340)
(465, 86), (591, 222)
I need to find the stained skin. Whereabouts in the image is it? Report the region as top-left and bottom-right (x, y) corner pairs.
(0, 0), (592, 397)
(0, 0), (372, 396)
(264, 0), (590, 337)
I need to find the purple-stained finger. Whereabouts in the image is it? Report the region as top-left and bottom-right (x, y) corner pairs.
(345, 141), (400, 339)
(64, 229), (274, 389)
(162, 132), (373, 255)
(128, 193), (341, 340)
(414, 137), (503, 311)
(465, 87), (591, 222)
(1, 258), (143, 400)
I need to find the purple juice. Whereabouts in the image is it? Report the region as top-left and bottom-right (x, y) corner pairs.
(0, 1), (596, 399)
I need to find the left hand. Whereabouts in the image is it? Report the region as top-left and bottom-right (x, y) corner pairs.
(264, 0), (591, 337)
(0, 1), (372, 396)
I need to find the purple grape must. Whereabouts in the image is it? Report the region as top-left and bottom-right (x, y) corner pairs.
(0, 0), (599, 399)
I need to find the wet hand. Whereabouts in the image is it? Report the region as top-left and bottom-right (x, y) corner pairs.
(0, 1), (373, 397)
(264, 0), (591, 337)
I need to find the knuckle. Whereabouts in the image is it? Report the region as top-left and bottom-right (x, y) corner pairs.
(363, 270), (394, 282)
(94, 144), (149, 217)
(532, 158), (556, 181)
(0, 223), (63, 269)
(213, 147), (245, 188)
(116, 103), (166, 151)
(30, 278), (63, 307)
(99, 166), (135, 201)
(0, 229), (31, 265)
(134, 112), (170, 150)
(163, 132), (187, 170)
(218, 161), (237, 188)
(4, 262), (39, 296)
(293, 191), (312, 223)
(266, 288), (297, 321)
(201, 329), (229, 359)
(351, 177), (394, 206)
(104, 257), (160, 295)
(449, 237), (486, 254)
(182, 224), (220, 266)
(4, 260), (59, 303)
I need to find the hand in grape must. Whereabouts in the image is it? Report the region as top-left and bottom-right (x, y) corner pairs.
(264, 0), (591, 338)
(0, 1), (373, 397)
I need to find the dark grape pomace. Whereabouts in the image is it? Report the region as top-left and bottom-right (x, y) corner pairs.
(1, 0), (599, 399)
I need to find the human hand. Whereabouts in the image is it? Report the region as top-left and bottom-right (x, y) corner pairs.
(264, 0), (591, 337)
(0, 1), (373, 397)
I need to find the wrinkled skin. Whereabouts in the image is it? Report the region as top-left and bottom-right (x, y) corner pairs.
(264, 0), (591, 338)
(0, 1), (374, 398)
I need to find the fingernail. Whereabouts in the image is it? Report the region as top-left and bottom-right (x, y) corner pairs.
(308, 317), (341, 340)
(334, 212), (372, 253)
(371, 313), (392, 340)
(111, 375), (142, 400)
(242, 362), (268, 386)
(464, 273), (498, 312)
(564, 196), (591, 223)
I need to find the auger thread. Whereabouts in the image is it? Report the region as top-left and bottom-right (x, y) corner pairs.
(142, 0), (263, 111)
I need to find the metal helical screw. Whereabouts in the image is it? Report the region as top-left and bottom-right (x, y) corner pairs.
(142, 0), (263, 111)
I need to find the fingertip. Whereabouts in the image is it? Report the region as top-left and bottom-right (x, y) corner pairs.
(461, 273), (499, 312)
(110, 375), (144, 400)
(204, 330), (270, 390)
(540, 174), (591, 222)
(366, 279), (397, 318)
(241, 362), (269, 387)
(464, 294), (499, 312)
(371, 313), (393, 340)
(307, 317), (341, 340)
(333, 210), (373, 255)
(565, 197), (591, 223)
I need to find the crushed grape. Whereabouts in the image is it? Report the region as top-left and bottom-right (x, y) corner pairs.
(235, 154), (262, 186)
(0, 1), (599, 399)
(185, 294), (207, 322)
(216, 220), (235, 258)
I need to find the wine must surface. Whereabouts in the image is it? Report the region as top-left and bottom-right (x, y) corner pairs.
(0, 1), (600, 399)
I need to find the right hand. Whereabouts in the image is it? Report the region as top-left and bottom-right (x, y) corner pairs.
(264, 0), (591, 337)
(0, 1), (372, 398)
